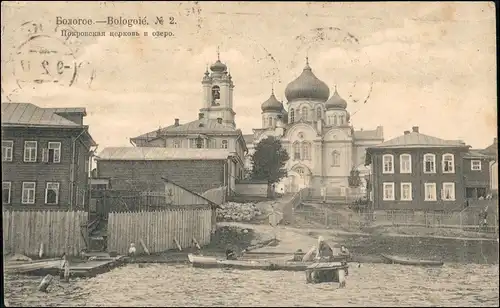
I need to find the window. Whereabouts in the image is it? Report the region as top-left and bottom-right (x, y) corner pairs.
(301, 107), (308, 121)
(268, 117), (272, 127)
(296, 168), (304, 176)
(290, 109), (294, 123)
(195, 137), (204, 149)
(46, 142), (61, 163)
(3, 182), (11, 204)
(442, 154), (454, 173)
(424, 183), (437, 201)
(400, 154), (411, 173)
(382, 154), (394, 174)
(331, 151), (340, 167)
(383, 182), (395, 201)
(293, 142), (301, 160)
(302, 142), (311, 160)
(471, 160), (481, 171)
(339, 115), (344, 125)
(22, 182), (36, 204)
(189, 139), (196, 148)
(24, 141), (37, 162)
(45, 182), (60, 204)
(316, 107), (321, 120)
(173, 140), (180, 148)
(2, 140), (13, 162)
(400, 182), (412, 201)
(442, 182), (455, 201)
(423, 154), (436, 173)
(211, 85), (220, 105)
(333, 115), (338, 126)
(207, 139), (216, 149)
(221, 140), (228, 149)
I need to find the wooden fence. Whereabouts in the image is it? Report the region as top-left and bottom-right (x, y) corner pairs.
(2, 210), (88, 257)
(107, 207), (213, 255)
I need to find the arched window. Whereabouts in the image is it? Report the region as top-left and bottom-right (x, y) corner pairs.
(316, 107), (322, 120)
(211, 86), (220, 105)
(382, 154), (394, 173)
(296, 167), (304, 176)
(268, 117), (273, 127)
(302, 142), (311, 160)
(221, 140), (228, 149)
(301, 106), (308, 121)
(290, 109), (295, 123)
(333, 115), (338, 126)
(195, 137), (204, 148)
(293, 142), (301, 160)
(442, 153), (454, 173)
(339, 115), (344, 125)
(332, 151), (340, 167)
(400, 154), (412, 173)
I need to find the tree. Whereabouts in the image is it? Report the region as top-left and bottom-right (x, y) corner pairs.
(250, 136), (289, 186)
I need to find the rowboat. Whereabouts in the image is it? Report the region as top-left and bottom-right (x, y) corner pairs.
(188, 254), (349, 272)
(380, 254), (444, 267)
(4, 259), (63, 274)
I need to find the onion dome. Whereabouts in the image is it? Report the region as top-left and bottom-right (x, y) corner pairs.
(285, 57), (330, 102)
(325, 87), (347, 110)
(210, 59), (227, 72)
(261, 90), (283, 112)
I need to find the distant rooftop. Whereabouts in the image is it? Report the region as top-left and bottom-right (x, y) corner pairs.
(1, 103), (86, 127)
(96, 147), (233, 161)
(353, 127), (384, 140)
(369, 126), (468, 149)
(131, 118), (239, 141)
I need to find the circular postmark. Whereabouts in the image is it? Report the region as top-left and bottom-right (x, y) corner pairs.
(13, 34), (78, 89)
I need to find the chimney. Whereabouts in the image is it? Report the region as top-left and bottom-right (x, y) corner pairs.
(174, 118), (179, 126)
(412, 126), (419, 133)
(404, 130), (410, 135)
(217, 118), (222, 124)
(198, 113), (204, 120)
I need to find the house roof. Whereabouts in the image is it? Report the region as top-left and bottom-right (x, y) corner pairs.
(96, 147), (232, 161)
(1, 103), (84, 127)
(161, 177), (220, 208)
(369, 131), (468, 149)
(481, 138), (498, 157)
(353, 129), (383, 140)
(465, 150), (492, 159)
(132, 118), (239, 141)
(45, 107), (87, 116)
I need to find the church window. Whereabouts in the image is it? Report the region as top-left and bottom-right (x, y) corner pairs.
(296, 168), (304, 175)
(268, 117), (273, 127)
(290, 109), (295, 123)
(211, 86), (220, 106)
(221, 140), (228, 149)
(301, 106), (308, 121)
(195, 137), (204, 148)
(173, 140), (180, 148)
(339, 115), (344, 125)
(332, 151), (340, 167)
(293, 142), (301, 160)
(302, 142), (311, 160)
(333, 115), (338, 126)
(316, 107), (322, 120)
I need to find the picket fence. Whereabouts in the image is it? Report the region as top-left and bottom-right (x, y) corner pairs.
(2, 210), (88, 257)
(107, 207), (213, 255)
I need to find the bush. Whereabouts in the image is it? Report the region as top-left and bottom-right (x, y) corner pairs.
(216, 202), (263, 222)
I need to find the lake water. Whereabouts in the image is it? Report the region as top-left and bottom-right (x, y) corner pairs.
(4, 263), (499, 307)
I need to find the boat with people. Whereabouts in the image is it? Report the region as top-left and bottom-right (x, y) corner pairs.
(380, 254), (444, 267)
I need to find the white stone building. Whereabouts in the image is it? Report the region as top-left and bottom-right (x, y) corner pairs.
(244, 58), (384, 194)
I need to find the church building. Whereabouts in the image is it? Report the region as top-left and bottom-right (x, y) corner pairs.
(244, 58), (384, 194)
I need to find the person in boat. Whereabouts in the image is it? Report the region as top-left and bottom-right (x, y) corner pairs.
(302, 236), (335, 262)
(226, 248), (237, 260)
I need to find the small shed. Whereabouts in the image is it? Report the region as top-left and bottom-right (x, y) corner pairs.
(162, 177), (220, 234)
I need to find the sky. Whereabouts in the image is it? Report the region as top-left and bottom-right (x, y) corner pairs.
(1, 1), (497, 150)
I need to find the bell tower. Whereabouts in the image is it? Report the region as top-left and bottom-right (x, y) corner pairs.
(199, 48), (236, 128)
